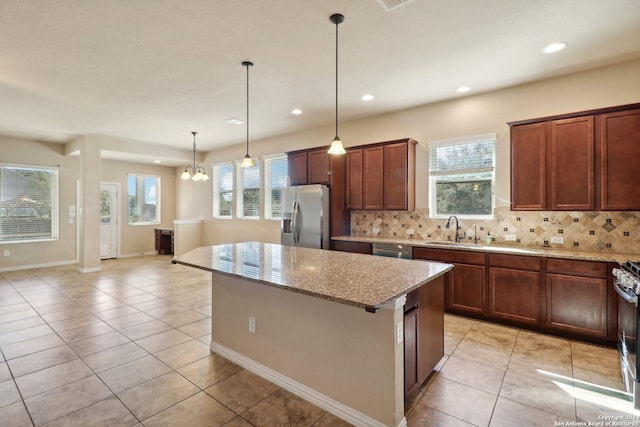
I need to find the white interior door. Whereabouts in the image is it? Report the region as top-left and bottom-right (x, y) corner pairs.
(100, 183), (119, 259)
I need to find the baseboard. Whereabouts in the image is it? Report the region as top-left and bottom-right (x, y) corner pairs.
(210, 341), (407, 427)
(0, 259), (77, 273)
(118, 251), (158, 258)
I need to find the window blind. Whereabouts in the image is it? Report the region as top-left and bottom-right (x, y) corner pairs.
(0, 164), (58, 242)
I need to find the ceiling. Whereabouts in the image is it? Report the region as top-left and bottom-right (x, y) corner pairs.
(1, 0), (639, 164)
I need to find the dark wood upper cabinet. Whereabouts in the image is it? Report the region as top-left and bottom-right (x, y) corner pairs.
(287, 147), (332, 185)
(510, 122), (547, 210)
(384, 142), (415, 210)
(363, 146), (384, 210)
(509, 103), (639, 211)
(345, 138), (416, 211)
(345, 149), (363, 209)
(550, 116), (595, 210)
(288, 151), (308, 186)
(599, 109), (640, 210)
(307, 148), (331, 184)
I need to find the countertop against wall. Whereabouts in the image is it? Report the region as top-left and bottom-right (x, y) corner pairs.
(333, 235), (639, 264)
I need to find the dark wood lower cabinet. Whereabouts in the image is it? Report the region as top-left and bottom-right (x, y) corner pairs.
(488, 267), (540, 324)
(413, 246), (615, 344)
(330, 240), (372, 254)
(446, 264), (485, 315)
(404, 274), (445, 399)
(546, 273), (607, 337)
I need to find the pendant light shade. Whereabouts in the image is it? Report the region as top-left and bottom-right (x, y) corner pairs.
(240, 61), (255, 168)
(180, 131), (209, 181)
(328, 13), (346, 155)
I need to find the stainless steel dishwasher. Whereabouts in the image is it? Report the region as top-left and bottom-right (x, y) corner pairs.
(371, 242), (413, 259)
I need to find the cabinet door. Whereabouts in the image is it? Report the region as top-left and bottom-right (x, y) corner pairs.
(446, 263), (486, 315)
(363, 146), (384, 210)
(345, 149), (363, 209)
(307, 149), (331, 184)
(599, 109), (640, 210)
(488, 267), (540, 324)
(404, 308), (418, 396)
(511, 122), (547, 210)
(384, 142), (413, 210)
(417, 275), (444, 381)
(288, 152), (308, 185)
(546, 273), (607, 337)
(331, 240), (371, 254)
(550, 116), (595, 210)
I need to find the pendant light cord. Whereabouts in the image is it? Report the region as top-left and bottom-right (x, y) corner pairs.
(334, 17), (339, 139)
(246, 63), (250, 155)
(192, 131), (197, 170)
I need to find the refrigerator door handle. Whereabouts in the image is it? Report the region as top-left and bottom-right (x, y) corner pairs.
(292, 201), (300, 245)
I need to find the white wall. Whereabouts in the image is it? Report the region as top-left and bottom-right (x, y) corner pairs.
(0, 138), (178, 270)
(0, 137), (79, 270)
(177, 59), (640, 246)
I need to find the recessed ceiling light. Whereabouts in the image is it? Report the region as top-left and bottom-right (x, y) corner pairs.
(290, 108), (303, 115)
(455, 86), (471, 93)
(542, 42), (567, 53)
(225, 118), (245, 125)
(361, 94), (375, 101)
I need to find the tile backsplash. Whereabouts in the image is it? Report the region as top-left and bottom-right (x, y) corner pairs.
(350, 207), (640, 254)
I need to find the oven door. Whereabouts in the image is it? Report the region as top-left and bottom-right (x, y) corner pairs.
(616, 281), (638, 382)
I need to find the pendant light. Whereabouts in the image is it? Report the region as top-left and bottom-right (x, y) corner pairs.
(240, 61), (255, 168)
(328, 13), (346, 155)
(180, 131), (209, 181)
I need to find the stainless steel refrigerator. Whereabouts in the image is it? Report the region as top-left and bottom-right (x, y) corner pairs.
(281, 184), (330, 249)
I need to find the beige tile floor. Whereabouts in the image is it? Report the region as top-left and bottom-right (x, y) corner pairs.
(0, 255), (639, 426)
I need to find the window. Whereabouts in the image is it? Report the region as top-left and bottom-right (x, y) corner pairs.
(236, 161), (261, 219)
(213, 163), (233, 218)
(0, 164), (58, 242)
(264, 155), (288, 220)
(428, 134), (495, 219)
(128, 174), (160, 224)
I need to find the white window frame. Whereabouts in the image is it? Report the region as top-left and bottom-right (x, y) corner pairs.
(212, 162), (234, 219)
(0, 163), (59, 243)
(428, 134), (496, 220)
(127, 174), (161, 225)
(236, 160), (261, 220)
(263, 154), (288, 221)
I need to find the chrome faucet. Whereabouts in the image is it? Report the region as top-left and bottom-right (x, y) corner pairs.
(473, 224), (479, 244)
(445, 215), (460, 243)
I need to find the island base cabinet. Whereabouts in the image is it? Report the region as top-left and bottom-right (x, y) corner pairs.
(404, 275), (445, 399)
(404, 308), (418, 396)
(488, 268), (540, 325)
(546, 273), (607, 337)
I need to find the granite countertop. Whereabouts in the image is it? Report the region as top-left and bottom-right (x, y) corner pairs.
(172, 242), (453, 313)
(333, 236), (639, 264)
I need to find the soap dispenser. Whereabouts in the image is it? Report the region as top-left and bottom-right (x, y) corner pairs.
(485, 232), (492, 245)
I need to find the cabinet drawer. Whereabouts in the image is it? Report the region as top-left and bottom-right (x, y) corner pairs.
(489, 254), (540, 271)
(546, 258), (607, 278)
(331, 240), (372, 254)
(413, 247), (485, 265)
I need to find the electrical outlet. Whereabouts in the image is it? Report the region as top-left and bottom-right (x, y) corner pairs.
(372, 227), (380, 234)
(505, 234), (516, 241)
(407, 229), (414, 236)
(248, 316), (256, 334)
(550, 236), (564, 244)
(3, 250), (9, 257)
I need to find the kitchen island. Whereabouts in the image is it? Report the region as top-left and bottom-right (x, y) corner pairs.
(173, 242), (452, 427)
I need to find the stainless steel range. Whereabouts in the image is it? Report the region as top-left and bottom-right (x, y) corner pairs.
(613, 261), (640, 409)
